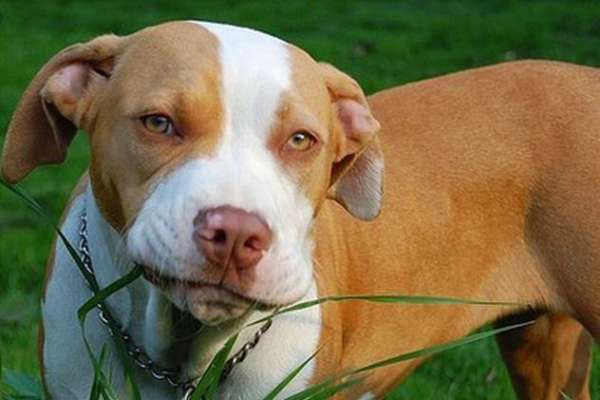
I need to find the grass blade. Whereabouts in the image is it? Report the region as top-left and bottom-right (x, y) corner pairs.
(560, 391), (575, 400)
(1, 181), (99, 292)
(284, 377), (361, 400)
(78, 285), (142, 400)
(303, 378), (361, 400)
(285, 321), (533, 399)
(88, 346), (108, 400)
(191, 333), (239, 399)
(2, 182), (142, 399)
(263, 350), (319, 400)
(284, 378), (337, 400)
(79, 312), (137, 400)
(249, 294), (518, 326)
(351, 321), (534, 375)
(77, 265), (142, 321)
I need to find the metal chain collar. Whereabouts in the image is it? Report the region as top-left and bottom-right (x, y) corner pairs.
(78, 207), (273, 399)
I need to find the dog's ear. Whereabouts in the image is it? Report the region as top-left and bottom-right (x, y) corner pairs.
(320, 63), (384, 220)
(0, 34), (123, 183)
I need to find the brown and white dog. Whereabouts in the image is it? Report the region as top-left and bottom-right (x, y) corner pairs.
(1, 21), (599, 399)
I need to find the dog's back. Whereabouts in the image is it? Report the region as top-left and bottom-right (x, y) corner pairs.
(372, 60), (600, 335)
(312, 60), (599, 392)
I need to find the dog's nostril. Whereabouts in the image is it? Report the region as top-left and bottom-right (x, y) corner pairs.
(213, 229), (227, 244)
(244, 236), (262, 251)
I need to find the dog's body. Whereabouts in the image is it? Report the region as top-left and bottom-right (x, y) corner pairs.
(2, 21), (598, 399)
(314, 61), (600, 398)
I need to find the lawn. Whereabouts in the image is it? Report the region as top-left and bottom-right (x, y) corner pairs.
(0, 0), (599, 398)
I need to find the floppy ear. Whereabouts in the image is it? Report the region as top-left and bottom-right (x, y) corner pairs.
(320, 63), (384, 220)
(0, 34), (123, 183)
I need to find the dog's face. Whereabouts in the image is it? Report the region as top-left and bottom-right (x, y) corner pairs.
(1, 21), (383, 324)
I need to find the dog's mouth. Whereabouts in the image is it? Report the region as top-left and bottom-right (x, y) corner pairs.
(141, 265), (275, 324)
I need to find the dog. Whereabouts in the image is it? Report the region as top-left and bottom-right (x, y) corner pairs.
(1, 20), (599, 399)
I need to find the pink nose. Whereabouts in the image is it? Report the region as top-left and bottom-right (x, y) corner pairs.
(193, 206), (272, 272)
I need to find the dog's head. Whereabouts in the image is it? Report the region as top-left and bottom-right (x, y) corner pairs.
(1, 21), (383, 324)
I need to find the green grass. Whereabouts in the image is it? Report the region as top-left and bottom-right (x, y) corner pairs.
(0, 0), (599, 398)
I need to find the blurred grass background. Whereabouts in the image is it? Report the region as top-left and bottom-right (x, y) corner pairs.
(0, 1), (599, 398)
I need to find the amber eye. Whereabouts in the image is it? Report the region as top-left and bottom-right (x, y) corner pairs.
(141, 115), (176, 136)
(286, 131), (316, 152)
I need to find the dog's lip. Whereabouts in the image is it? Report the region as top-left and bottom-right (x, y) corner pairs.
(141, 265), (276, 310)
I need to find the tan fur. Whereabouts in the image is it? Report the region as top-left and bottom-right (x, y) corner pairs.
(4, 21), (598, 398)
(311, 60), (599, 398)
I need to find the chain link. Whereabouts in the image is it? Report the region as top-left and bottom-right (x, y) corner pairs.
(219, 318), (273, 382)
(78, 207), (272, 398)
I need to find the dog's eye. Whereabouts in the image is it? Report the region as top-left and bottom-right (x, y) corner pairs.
(285, 131), (316, 152)
(141, 115), (176, 136)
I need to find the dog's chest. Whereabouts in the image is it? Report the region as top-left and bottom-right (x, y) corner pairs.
(42, 191), (322, 399)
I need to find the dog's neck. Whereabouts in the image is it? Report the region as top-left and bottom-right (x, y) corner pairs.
(81, 187), (322, 393)
(83, 188), (250, 378)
